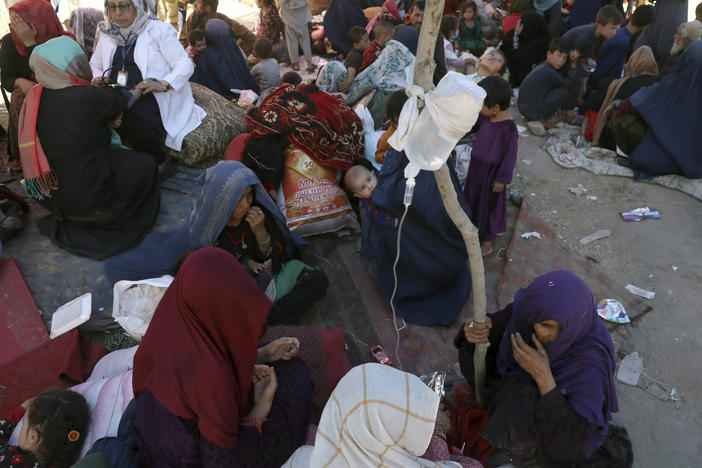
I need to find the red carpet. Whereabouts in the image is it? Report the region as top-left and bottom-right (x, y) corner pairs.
(0, 257), (108, 417)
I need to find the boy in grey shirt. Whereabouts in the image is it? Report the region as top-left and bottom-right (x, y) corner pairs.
(251, 38), (281, 100)
(518, 37), (580, 125)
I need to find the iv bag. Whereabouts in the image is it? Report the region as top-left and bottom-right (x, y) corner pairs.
(403, 72), (486, 179)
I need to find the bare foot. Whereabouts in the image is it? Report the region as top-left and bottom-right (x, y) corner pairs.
(291, 63), (300, 71)
(481, 241), (493, 257)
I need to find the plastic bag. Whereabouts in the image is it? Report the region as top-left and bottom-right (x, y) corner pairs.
(279, 147), (359, 237)
(354, 104), (384, 171)
(112, 276), (173, 341)
(420, 371), (447, 397)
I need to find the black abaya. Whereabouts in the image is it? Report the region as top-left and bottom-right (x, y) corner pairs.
(35, 85), (160, 259)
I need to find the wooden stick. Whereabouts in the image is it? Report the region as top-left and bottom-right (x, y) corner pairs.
(433, 165), (488, 406)
(412, 0), (489, 406)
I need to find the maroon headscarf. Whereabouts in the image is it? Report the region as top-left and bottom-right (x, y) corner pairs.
(497, 270), (618, 457)
(132, 247), (271, 449)
(9, 0), (72, 56)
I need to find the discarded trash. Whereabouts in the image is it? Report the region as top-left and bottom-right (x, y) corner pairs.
(371, 345), (393, 366)
(527, 120), (546, 136)
(521, 231), (542, 239)
(568, 184), (588, 196)
(113, 276), (173, 340)
(530, 193), (536, 197)
(617, 351), (643, 386)
(579, 229), (610, 245)
(625, 284), (656, 299)
(648, 274), (654, 278)
(620, 207), (660, 222)
(597, 299), (630, 324)
(646, 383), (669, 401)
(586, 195), (597, 201)
(521, 159), (532, 166)
(509, 189), (523, 207)
(551, 210), (557, 214)
(50, 293), (92, 339)
(672, 265), (678, 271)
(420, 371), (447, 397)
(670, 388), (681, 401)
(233, 89), (258, 108)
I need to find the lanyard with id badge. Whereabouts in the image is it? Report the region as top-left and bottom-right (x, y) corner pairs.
(117, 41), (136, 87)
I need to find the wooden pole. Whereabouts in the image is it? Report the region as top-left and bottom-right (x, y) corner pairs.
(412, 0), (489, 407)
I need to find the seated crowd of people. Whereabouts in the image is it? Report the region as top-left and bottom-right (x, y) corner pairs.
(1, 0), (701, 466)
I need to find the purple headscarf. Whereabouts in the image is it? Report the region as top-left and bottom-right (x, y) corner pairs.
(496, 270), (618, 456)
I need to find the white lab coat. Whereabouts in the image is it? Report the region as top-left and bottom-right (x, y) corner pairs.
(90, 20), (206, 151)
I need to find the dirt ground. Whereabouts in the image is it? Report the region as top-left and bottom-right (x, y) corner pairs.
(508, 113), (702, 467)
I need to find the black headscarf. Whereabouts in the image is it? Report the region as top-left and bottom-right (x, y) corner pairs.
(518, 10), (550, 43)
(501, 11), (550, 87)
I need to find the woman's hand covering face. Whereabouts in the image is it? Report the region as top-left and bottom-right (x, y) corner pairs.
(245, 206), (266, 235)
(10, 11), (38, 47)
(510, 332), (557, 395)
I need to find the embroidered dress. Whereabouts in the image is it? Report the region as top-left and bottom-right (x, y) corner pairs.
(0, 410), (41, 468)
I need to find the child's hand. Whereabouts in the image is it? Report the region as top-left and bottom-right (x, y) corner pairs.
(491, 181), (505, 193)
(569, 50), (581, 68)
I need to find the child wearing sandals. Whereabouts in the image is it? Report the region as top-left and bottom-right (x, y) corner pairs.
(0, 390), (89, 468)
